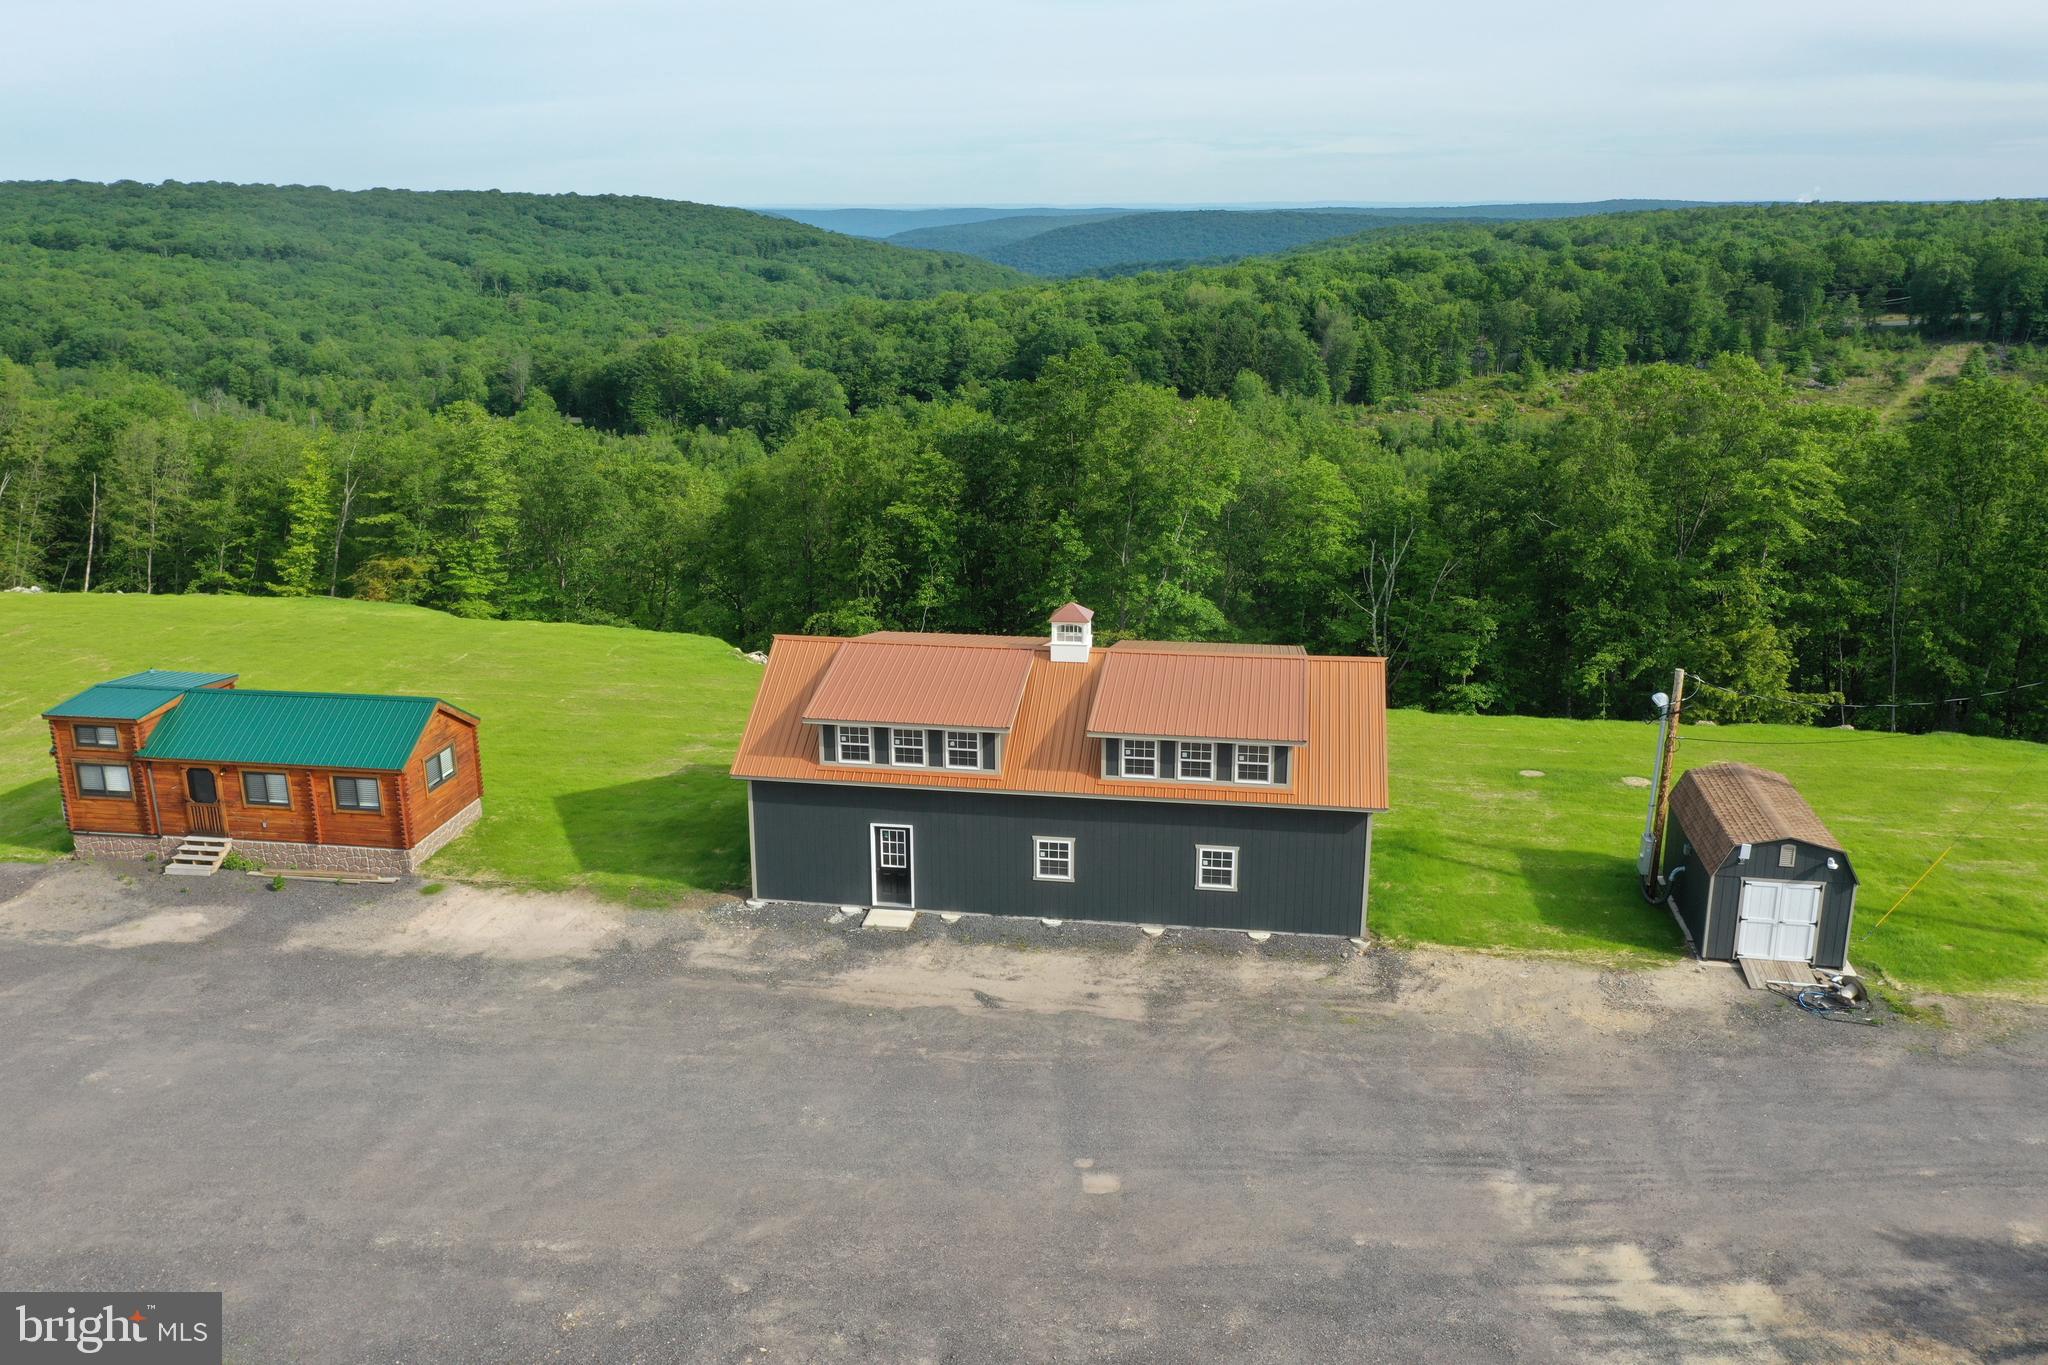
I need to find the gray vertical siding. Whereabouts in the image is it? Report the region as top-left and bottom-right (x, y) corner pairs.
(748, 780), (1370, 937)
(1699, 840), (1857, 970)
(1662, 813), (1712, 947)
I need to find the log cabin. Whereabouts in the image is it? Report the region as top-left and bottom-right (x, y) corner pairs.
(44, 670), (482, 876)
(731, 605), (1389, 936)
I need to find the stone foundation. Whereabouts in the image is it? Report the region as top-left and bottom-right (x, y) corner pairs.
(70, 798), (483, 876)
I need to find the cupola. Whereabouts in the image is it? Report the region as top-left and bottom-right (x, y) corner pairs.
(1049, 602), (1094, 662)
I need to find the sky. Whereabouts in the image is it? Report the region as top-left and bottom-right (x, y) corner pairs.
(5, 0), (2045, 206)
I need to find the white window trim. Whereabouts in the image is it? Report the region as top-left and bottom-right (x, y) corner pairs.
(1033, 835), (1075, 882)
(944, 730), (984, 770)
(1234, 743), (1274, 784)
(1197, 844), (1239, 892)
(1177, 740), (1215, 781)
(1121, 738), (1159, 778)
(1053, 622), (1086, 643)
(834, 726), (874, 765)
(892, 727), (929, 766)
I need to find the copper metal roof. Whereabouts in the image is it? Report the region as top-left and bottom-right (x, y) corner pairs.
(735, 634), (1387, 811)
(1085, 643), (1309, 743)
(1669, 762), (1852, 877)
(1050, 602), (1094, 624)
(802, 638), (1036, 730)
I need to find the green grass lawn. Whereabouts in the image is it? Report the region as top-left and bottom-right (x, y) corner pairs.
(0, 593), (759, 902)
(4, 594), (2043, 995)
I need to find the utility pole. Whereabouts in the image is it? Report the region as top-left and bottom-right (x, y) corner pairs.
(1638, 667), (1685, 898)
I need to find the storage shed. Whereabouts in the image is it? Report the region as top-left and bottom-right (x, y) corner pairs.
(1663, 763), (1858, 970)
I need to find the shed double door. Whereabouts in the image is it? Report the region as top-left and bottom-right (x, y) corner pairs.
(1736, 880), (1822, 961)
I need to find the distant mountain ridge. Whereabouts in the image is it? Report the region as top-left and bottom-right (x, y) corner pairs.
(893, 201), (1719, 275)
(759, 206), (1123, 238)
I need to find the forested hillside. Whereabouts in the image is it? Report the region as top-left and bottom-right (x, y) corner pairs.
(0, 181), (1021, 411)
(3, 193), (2045, 738)
(923, 201), (1714, 275)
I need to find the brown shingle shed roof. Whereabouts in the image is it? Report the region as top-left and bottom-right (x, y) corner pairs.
(1086, 641), (1309, 744)
(734, 635), (1387, 811)
(1669, 762), (1853, 877)
(802, 637), (1036, 730)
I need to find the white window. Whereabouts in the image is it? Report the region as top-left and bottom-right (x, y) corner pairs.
(946, 731), (983, 770)
(1178, 741), (1214, 780)
(1197, 845), (1239, 891)
(877, 827), (909, 867)
(333, 776), (381, 811)
(75, 762), (133, 796)
(1234, 744), (1273, 783)
(1054, 622), (1086, 644)
(73, 724), (118, 749)
(1034, 836), (1074, 882)
(425, 744), (457, 790)
(242, 771), (290, 807)
(1121, 738), (1158, 777)
(835, 727), (872, 764)
(893, 728), (928, 766)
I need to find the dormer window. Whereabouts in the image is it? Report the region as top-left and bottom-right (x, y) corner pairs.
(1234, 744), (1273, 784)
(1121, 739), (1158, 777)
(945, 731), (984, 769)
(836, 728), (873, 764)
(892, 728), (928, 766)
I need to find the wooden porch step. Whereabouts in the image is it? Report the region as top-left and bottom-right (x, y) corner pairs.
(162, 835), (232, 877)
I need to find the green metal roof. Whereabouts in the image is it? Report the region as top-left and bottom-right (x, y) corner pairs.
(105, 669), (240, 690)
(137, 688), (457, 771)
(44, 670), (239, 720)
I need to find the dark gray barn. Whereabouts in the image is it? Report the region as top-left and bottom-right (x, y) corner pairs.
(1662, 763), (1859, 970)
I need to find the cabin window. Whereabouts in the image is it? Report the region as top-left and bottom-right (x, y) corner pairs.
(1122, 738), (1158, 777)
(1034, 836), (1075, 882)
(835, 728), (873, 764)
(1234, 744), (1273, 784)
(1054, 622), (1086, 644)
(892, 728), (928, 766)
(75, 762), (133, 797)
(1197, 845), (1239, 891)
(242, 771), (290, 807)
(1178, 741), (1214, 781)
(73, 724), (119, 749)
(333, 776), (382, 811)
(945, 730), (984, 770)
(425, 744), (457, 790)
(1778, 844), (1797, 869)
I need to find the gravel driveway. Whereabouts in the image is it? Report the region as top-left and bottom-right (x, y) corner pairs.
(1, 861), (2044, 1362)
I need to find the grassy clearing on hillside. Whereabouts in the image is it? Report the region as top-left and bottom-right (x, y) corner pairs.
(0, 594), (758, 902)
(1375, 712), (2047, 996)
(4, 595), (2043, 994)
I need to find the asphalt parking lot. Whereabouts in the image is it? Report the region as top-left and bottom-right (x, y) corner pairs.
(2, 860), (2045, 1363)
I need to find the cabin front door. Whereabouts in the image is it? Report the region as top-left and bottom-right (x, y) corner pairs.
(185, 767), (226, 836)
(871, 824), (913, 908)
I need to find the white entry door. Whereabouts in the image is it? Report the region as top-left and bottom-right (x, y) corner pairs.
(1736, 880), (1823, 961)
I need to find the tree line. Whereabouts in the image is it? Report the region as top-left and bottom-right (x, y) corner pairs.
(6, 345), (2044, 738)
(3, 194), (2046, 738)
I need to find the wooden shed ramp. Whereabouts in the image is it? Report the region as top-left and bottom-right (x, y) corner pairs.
(1737, 956), (1855, 990)
(1739, 957), (1813, 990)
